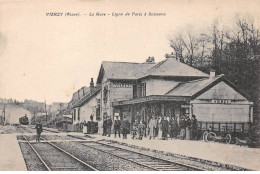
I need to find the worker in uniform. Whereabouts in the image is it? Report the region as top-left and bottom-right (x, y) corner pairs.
(185, 114), (191, 140)
(35, 123), (43, 142)
(179, 116), (186, 140)
(191, 114), (198, 140)
(114, 116), (121, 138)
(161, 117), (169, 140)
(83, 120), (88, 134)
(106, 116), (112, 137)
(169, 117), (176, 139)
(102, 116), (107, 136)
(148, 115), (158, 139)
(142, 119), (147, 138)
(90, 115), (95, 134)
(121, 115), (130, 139)
(138, 120), (146, 140)
(173, 117), (179, 139)
(132, 119), (139, 139)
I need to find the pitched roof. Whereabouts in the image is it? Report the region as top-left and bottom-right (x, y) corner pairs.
(165, 74), (250, 100)
(137, 58), (209, 79)
(97, 61), (155, 83)
(73, 87), (101, 108)
(165, 75), (224, 97)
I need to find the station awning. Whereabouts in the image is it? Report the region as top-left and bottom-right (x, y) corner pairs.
(112, 95), (191, 106)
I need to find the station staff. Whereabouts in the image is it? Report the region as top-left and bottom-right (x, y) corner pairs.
(114, 116), (121, 138)
(121, 115), (130, 139)
(35, 123), (43, 142)
(106, 116), (112, 137)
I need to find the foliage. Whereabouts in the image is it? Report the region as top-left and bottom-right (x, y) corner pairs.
(169, 14), (260, 122)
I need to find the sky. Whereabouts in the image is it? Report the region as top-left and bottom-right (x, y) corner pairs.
(0, 0), (259, 104)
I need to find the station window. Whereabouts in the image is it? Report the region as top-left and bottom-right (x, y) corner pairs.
(141, 83), (146, 97)
(73, 109), (76, 120)
(78, 108), (80, 121)
(133, 84), (137, 98)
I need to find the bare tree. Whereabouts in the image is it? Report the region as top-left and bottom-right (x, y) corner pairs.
(182, 30), (199, 66)
(170, 34), (185, 62)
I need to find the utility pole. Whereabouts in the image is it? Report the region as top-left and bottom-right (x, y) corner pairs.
(45, 100), (48, 123)
(3, 104), (5, 125)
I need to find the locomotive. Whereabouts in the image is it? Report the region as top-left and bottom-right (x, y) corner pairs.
(19, 114), (29, 125)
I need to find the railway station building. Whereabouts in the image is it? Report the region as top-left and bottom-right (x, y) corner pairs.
(96, 57), (253, 134)
(71, 78), (102, 132)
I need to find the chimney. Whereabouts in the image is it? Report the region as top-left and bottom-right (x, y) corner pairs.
(165, 52), (175, 59)
(90, 78), (94, 93)
(210, 69), (216, 78)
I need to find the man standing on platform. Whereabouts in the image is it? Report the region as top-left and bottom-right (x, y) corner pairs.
(169, 117), (175, 139)
(191, 114), (198, 140)
(161, 117), (169, 140)
(138, 120), (145, 140)
(185, 114), (191, 140)
(121, 115), (130, 139)
(106, 116), (112, 137)
(114, 116), (121, 138)
(35, 123), (43, 142)
(179, 116), (186, 140)
(102, 116), (107, 136)
(90, 115), (95, 134)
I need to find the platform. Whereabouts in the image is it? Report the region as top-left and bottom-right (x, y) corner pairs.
(0, 134), (27, 171)
(90, 134), (260, 171)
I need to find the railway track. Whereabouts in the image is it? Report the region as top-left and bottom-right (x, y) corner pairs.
(17, 125), (34, 133)
(17, 127), (98, 171)
(16, 126), (237, 171)
(82, 141), (205, 171)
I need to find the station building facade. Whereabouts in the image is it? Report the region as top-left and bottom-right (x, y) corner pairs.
(96, 57), (253, 133)
(71, 78), (102, 132)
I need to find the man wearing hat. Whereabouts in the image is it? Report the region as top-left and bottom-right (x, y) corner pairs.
(106, 116), (112, 137)
(114, 115), (121, 138)
(191, 114), (198, 140)
(102, 116), (107, 136)
(121, 115), (130, 139)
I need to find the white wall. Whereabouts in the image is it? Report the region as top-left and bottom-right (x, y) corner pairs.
(144, 79), (179, 96)
(192, 81), (252, 122)
(193, 104), (250, 122)
(80, 92), (101, 122)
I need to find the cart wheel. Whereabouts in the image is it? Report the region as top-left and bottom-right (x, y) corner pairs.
(202, 131), (208, 141)
(206, 132), (216, 142)
(224, 134), (232, 144)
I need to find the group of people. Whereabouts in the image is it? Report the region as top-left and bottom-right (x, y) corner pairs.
(102, 115), (130, 139)
(102, 113), (198, 141)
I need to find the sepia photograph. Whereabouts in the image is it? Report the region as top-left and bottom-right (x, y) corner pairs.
(0, 0), (260, 171)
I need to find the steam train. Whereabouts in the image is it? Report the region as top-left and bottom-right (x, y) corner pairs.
(19, 115), (29, 125)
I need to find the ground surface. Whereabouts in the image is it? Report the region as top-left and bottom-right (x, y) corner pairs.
(0, 125), (260, 171)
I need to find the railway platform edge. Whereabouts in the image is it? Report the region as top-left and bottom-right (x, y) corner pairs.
(89, 134), (260, 171)
(0, 134), (27, 171)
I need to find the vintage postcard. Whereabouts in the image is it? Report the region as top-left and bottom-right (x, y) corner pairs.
(0, 0), (260, 171)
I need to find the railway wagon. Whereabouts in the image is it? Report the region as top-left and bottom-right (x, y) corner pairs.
(19, 115), (29, 125)
(197, 121), (251, 139)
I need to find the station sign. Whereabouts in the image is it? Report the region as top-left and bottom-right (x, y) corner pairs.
(211, 99), (231, 104)
(113, 83), (132, 88)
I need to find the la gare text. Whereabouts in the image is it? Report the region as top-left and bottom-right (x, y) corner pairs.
(45, 12), (166, 17)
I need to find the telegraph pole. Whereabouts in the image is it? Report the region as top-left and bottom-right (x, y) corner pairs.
(45, 100), (48, 122)
(3, 104), (5, 125)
